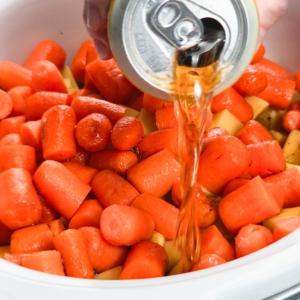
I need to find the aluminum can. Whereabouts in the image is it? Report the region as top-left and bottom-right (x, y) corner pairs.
(108, 0), (259, 101)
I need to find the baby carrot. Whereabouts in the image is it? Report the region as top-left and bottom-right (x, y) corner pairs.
(41, 105), (77, 161)
(75, 113), (112, 152)
(257, 74), (296, 110)
(218, 176), (281, 233)
(236, 120), (274, 145)
(0, 133), (24, 147)
(111, 116), (144, 150)
(200, 225), (235, 262)
(250, 44), (265, 64)
(197, 136), (251, 195)
(0, 89), (13, 119)
(233, 64), (268, 97)
(135, 127), (178, 159)
(100, 204), (155, 246)
(142, 93), (173, 114)
(273, 217), (300, 242)
(0, 168), (42, 230)
(53, 229), (94, 279)
(71, 96), (126, 124)
(295, 70), (300, 95)
(4, 253), (30, 265)
(24, 91), (72, 121)
(20, 120), (42, 150)
(23, 39), (66, 71)
(254, 57), (294, 80)
(62, 162), (98, 185)
(235, 224), (273, 258)
(211, 87), (253, 124)
(39, 197), (60, 224)
(155, 105), (177, 130)
(79, 227), (128, 273)
(91, 170), (139, 207)
(131, 193), (179, 241)
(0, 145), (36, 175)
(0, 221), (13, 246)
(282, 110), (300, 132)
(71, 40), (93, 83)
(89, 149), (138, 176)
(8, 86), (33, 116)
(0, 61), (33, 91)
(222, 178), (250, 197)
(127, 149), (181, 198)
(86, 58), (135, 104)
(201, 127), (229, 153)
(119, 241), (168, 280)
(21, 250), (65, 276)
(69, 145), (90, 165)
(10, 220), (65, 254)
(33, 160), (91, 220)
(0, 115), (26, 139)
(69, 200), (103, 229)
(190, 253), (226, 271)
(31, 60), (68, 93)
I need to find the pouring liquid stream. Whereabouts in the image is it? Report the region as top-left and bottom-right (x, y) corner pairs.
(172, 38), (225, 269)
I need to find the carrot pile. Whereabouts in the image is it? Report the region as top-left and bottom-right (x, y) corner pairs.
(0, 40), (300, 280)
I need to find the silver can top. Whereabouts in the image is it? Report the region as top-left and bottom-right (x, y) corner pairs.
(108, 0), (259, 101)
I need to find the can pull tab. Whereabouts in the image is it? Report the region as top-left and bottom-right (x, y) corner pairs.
(149, 0), (204, 49)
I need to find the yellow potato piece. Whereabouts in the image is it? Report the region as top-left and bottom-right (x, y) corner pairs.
(164, 240), (181, 273)
(94, 266), (123, 280)
(269, 130), (288, 147)
(60, 65), (79, 94)
(150, 231), (166, 246)
(137, 108), (157, 136)
(283, 130), (300, 165)
(245, 96), (269, 119)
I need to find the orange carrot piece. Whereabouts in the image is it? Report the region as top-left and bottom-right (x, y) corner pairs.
(201, 127), (229, 153)
(200, 225), (235, 262)
(131, 193), (179, 240)
(8, 86), (34, 116)
(4, 253), (30, 265)
(41, 105), (77, 161)
(10, 220), (64, 254)
(142, 93), (173, 114)
(236, 120), (274, 145)
(23, 39), (66, 71)
(282, 110), (300, 132)
(245, 141), (286, 178)
(263, 168), (300, 208)
(155, 105), (177, 130)
(111, 116), (144, 150)
(100, 204), (154, 246)
(0, 133), (24, 146)
(0, 145), (36, 175)
(218, 176), (281, 233)
(89, 149), (138, 176)
(190, 253), (226, 271)
(295, 70), (300, 95)
(211, 87), (253, 123)
(69, 200), (103, 229)
(53, 229), (94, 279)
(0, 168), (42, 230)
(71, 40), (93, 83)
(33, 160), (91, 220)
(0, 61), (33, 91)
(86, 58), (135, 104)
(39, 197), (61, 224)
(222, 178), (250, 197)
(288, 100), (300, 111)
(266, 182), (285, 210)
(75, 113), (112, 152)
(250, 44), (265, 64)
(233, 64), (268, 97)
(69, 145), (90, 165)
(91, 169), (139, 207)
(235, 224), (273, 258)
(127, 94), (144, 111)
(255, 57), (294, 80)
(62, 162), (98, 185)
(257, 74), (296, 110)
(71, 96), (125, 124)
(135, 127), (178, 159)
(21, 250), (65, 276)
(20, 120), (42, 150)
(273, 216), (300, 242)
(0, 115), (26, 139)
(86, 42), (98, 64)
(171, 181), (217, 228)
(0, 89), (13, 119)
(119, 241), (168, 280)
(127, 149), (181, 198)
(24, 91), (72, 121)
(197, 136), (251, 195)
(80, 226), (128, 273)
(0, 221), (14, 246)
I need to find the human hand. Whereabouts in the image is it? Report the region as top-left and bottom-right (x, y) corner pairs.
(83, 0), (112, 60)
(83, 0), (289, 59)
